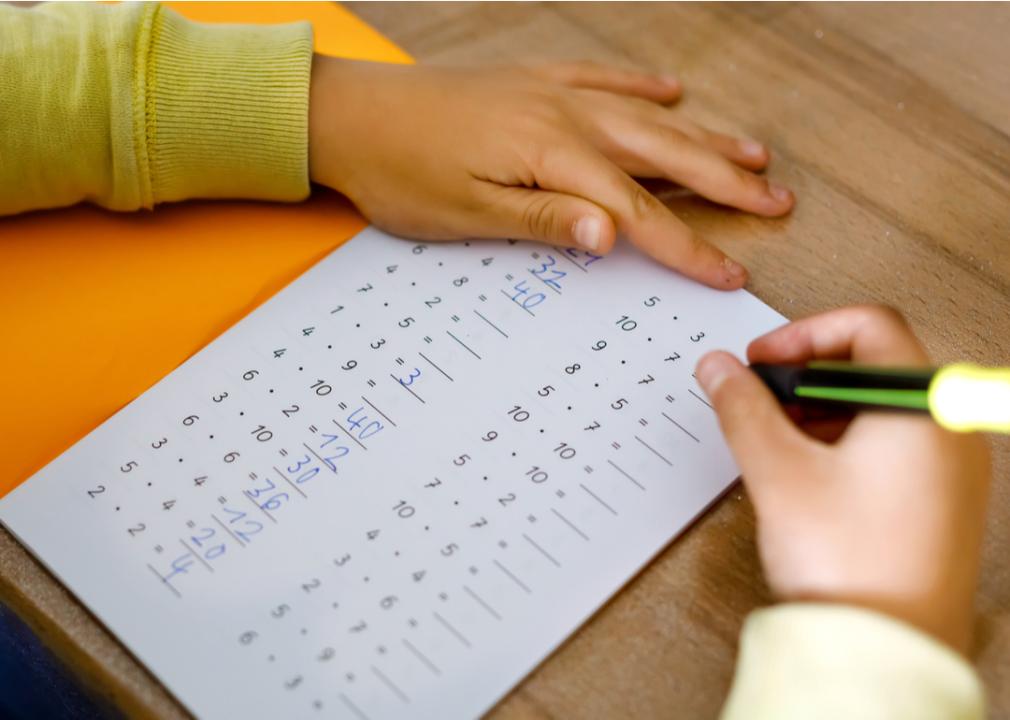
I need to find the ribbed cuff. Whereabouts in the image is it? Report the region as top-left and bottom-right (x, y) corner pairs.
(720, 603), (985, 720)
(142, 5), (313, 205)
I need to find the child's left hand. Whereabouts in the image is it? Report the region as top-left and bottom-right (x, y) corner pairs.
(308, 56), (795, 290)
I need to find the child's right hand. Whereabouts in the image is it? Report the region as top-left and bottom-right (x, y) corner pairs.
(696, 306), (991, 652)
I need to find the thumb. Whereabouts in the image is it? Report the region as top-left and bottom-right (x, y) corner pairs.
(696, 351), (809, 481)
(480, 185), (618, 254)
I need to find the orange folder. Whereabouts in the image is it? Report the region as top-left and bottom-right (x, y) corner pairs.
(0, 3), (411, 497)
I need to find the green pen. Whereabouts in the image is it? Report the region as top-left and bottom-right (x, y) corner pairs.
(750, 361), (1010, 434)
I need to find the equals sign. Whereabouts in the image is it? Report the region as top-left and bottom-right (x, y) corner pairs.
(337, 402), (348, 410)
(638, 418), (649, 427)
(505, 273), (514, 281)
(309, 425), (318, 433)
(154, 545), (164, 554)
(531, 252), (540, 259)
(478, 294), (487, 301)
(583, 465), (594, 474)
(367, 379), (377, 388)
(248, 472), (258, 480)
(611, 441), (622, 450)
(279, 449), (289, 457)
(186, 520), (196, 529)
(451, 315), (460, 322)
(395, 357), (405, 366)
(217, 496), (227, 504)
(665, 394), (675, 403)
(423, 336), (433, 344)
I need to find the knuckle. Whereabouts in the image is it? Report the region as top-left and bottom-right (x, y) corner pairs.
(521, 139), (548, 177)
(707, 379), (735, 412)
(534, 62), (566, 82)
(674, 116), (701, 136)
(712, 382), (756, 430)
(713, 376), (786, 444)
(628, 183), (659, 221)
(547, 60), (589, 85)
(732, 165), (766, 195)
(572, 59), (599, 75)
(864, 304), (909, 330)
(515, 64), (540, 81)
(518, 100), (567, 133)
(711, 371), (748, 409)
(521, 195), (559, 239)
(517, 128), (562, 177)
(656, 124), (689, 145)
(667, 121), (704, 146)
(682, 228), (708, 256)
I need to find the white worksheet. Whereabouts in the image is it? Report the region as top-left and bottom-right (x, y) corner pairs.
(0, 227), (783, 719)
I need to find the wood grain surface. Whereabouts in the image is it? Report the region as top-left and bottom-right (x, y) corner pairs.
(2, 3), (1008, 718)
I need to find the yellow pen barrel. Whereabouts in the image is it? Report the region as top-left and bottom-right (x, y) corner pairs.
(928, 364), (1010, 434)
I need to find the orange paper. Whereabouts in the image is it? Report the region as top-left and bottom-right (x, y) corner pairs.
(0, 3), (411, 497)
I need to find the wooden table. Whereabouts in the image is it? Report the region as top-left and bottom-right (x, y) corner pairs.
(2, 2), (1008, 717)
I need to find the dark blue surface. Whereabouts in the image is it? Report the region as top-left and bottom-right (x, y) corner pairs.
(0, 602), (120, 720)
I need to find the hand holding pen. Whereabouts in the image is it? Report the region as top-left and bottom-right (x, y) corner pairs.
(695, 305), (990, 654)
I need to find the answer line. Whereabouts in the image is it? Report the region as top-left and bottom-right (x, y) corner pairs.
(299, 444), (332, 474)
(211, 513), (245, 547)
(332, 418), (367, 450)
(446, 330), (481, 359)
(551, 507), (590, 540)
(500, 289), (535, 316)
(463, 584), (502, 620)
(554, 247), (588, 273)
(472, 309), (509, 338)
(417, 351), (454, 381)
(180, 539), (213, 573)
(528, 268), (562, 294)
(402, 638), (441, 676)
(433, 611), (471, 648)
(688, 388), (713, 409)
(147, 563), (181, 598)
(661, 411), (700, 442)
(390, 373), (426, 404)
(606, 459), (645, 491)
(338, 693), (370, 720)
(361, 395), (397, 426)
(493, 559), (532, 594)
(580, 483), (618, 516)
(371, 665), (409, 704)
(635, 435), (673, 466)
(523, 532), (561, 567)
(276, 464), (309, 497)
(243, 491), (276, 523)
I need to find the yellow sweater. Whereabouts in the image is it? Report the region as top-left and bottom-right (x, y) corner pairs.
(0, 4), (987, 718)
(0, 2), (311, 215)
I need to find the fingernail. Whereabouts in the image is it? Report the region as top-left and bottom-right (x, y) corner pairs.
(722, 256), (748, 282)
(768, 182), (792, 203)
(574, 216), (601, 251)
(739, 138), (765, 158)
(696, 352), (741, 395)
(662, 75), (681, 89)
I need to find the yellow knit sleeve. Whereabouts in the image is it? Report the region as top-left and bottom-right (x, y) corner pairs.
(0, 2), (313, 217)
(720, 603), (985, 720)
